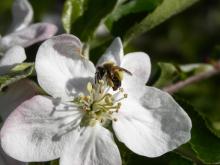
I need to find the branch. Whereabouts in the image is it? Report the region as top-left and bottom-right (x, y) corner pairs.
(163, 62), (220, 94)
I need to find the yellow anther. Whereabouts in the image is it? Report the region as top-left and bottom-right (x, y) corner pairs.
(105, 95), (113, 104)
(117, 102), (122, 108)
(98, 80), (105, 85)
(75, 74), (129, 127)
(85, 95), (91, 101)
(119, 88), (124, 92)
(92, 89), (96, 94)
(87, 82), (93, 93)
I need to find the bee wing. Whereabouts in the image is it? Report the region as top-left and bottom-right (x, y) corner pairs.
(116, 67), (132, 75)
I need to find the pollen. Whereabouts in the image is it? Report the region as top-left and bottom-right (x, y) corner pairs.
(74, 80), (128, 127)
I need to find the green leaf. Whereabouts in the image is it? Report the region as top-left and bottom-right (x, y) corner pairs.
(50, 159), (59, 165)
(106, 0), (162, 29)
(165, 152), (194, 165)
(29, 163), (48, 165)
(176, 97), (220, 164)
(0, 63), (34, 91)
(28, 160), (58, 165)
(154, 62), (214, 88)
(154, 62), (180, 88)
(126, 151), (194, 165)
(124, 0), (200, 46)
(0, 0), (13, 15)
(71, 0), (117, 42)
(205, 117), (220, 139)
(62, 0), (84, 33)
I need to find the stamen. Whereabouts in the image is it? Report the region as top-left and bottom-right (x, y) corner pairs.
(119, 88), (124, 92)
(114, 93), (128, 103)
(87, 82), (93, 93)
(71, 80), (128, 127)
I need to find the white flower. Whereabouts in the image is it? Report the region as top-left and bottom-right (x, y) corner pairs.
(0, 44), (38, 165)
(0, 34), (192, 165)
(0, 0), (57, 52)
(0, 46), (26, 75)
(0, 79), (38, 165)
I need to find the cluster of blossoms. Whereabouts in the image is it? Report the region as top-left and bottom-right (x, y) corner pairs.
(0, 34), (192, 165)
(0, 0), (57, 164)
(0, 1), (192, 165)
(0, 0), (57, 75)
(0, 0), (57, 52)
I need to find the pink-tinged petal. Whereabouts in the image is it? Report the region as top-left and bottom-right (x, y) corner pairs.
(0, 23), (57, 51)
(121, 52), (151, 97)
(0, 79), (38, 122)
(1, 95), (83, 162)
(0, 79), (37, 165)
(9, 0), (33, 32)
(60, 125), (121, 165)
(113, 87), (191, 157)
(0, 46), (26, 75)
(35, 34), (96, 100)
(97, 37), (123, 66)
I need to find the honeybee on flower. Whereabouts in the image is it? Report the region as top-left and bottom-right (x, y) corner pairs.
(0, 34), (191, 165)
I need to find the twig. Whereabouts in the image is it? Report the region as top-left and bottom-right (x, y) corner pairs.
(163, 62), (220, 94)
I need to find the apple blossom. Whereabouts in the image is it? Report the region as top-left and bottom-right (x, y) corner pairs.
(0, 34), (192, 165)
(0, 44), (38, 165)
(0, 46), (26, 75)
(0, 0), (57, 52)
(0, 79), (38, 165)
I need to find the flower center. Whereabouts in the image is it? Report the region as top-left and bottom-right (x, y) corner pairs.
(74, 80), (127, 127)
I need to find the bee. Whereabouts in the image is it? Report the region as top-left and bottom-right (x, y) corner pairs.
(95, 63), (132, 90)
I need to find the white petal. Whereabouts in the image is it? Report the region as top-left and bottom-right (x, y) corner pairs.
(0, 95), (83, 162)
(0, 79), (38, 122)
(36, 34), (96, 100)
(113, 87), (192, 157)
(121, 52), (151, 97)
(0, 46), (26, 75)
(97, 37), (123, 66)
(0, 80), (33, 165)
(60, 125), (121, 165)
(0, 148), (25, 165)
(0, 23), (57, 51)
(0, 46), (26, 66)
(9, 0), (33, 32)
